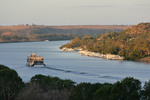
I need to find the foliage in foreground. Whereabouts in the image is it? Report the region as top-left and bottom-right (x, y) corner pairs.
(0, 65), (24, 100)
(1, 65), (150, 100)
(16, 83), (70, 100)
(70, 77), (141, 100)
(30, 74), (75, 91)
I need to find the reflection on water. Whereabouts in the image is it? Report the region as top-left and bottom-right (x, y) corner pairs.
(0, 40), (150, 84)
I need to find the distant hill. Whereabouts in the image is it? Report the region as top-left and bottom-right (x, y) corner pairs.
(61, 23), (150, 61)
(50, 25), (131, 30)
(0, 25), (132, 42)
(122, 23), (150, 34)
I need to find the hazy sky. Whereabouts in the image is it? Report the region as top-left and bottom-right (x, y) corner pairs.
(0, 0), (150, 25)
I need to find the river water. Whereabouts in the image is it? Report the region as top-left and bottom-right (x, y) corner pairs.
(0, 40), (150, 84)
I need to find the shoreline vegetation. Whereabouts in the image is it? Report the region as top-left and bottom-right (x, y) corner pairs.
(1, 64), (150, 100)
(0, 39), (69, 44)
(60, 23), (150, 62)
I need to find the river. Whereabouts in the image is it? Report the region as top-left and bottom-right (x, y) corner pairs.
(0, 40), (150, 84)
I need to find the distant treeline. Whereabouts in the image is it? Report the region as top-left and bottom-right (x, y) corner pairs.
(0, 34), (75, 42)
(1, 65), (150, 100)
(61, 23), (150, 60)
(0, 25), (130, 42)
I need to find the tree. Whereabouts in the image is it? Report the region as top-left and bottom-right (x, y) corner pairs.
(111, 77), (141, 100)
(0, 65), (24, 100)
(31, 74), (75, 91)
(94, 83), (113, 100)
(142, 80), (150, 100)
(16, 83), (70, 100)
(69, 83), (92, 100)
(16, 74), (75, 100)
(69, 83), (102, 100)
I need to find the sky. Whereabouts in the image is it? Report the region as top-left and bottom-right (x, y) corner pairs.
(0, 0), (150, 25)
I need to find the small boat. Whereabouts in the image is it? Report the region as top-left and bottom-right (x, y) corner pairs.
(27, 53), (45, 66)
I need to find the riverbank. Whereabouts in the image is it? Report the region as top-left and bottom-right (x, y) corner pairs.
(61, 47), (124, 60)
(61, 47), (82, 51)
(137, 57), (150, 63)
(78, 50), (124, 60)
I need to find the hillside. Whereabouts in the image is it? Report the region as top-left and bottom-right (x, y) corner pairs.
(0, 25), (132, 42)
(124, 23), (150, 34)
(61, 23), (150, 61)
